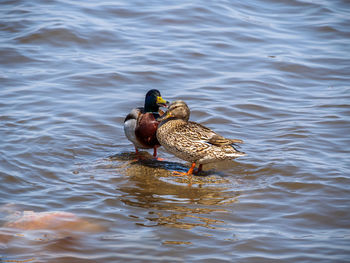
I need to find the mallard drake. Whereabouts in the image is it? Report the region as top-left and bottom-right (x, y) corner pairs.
(156, 100), (245, 175)
(124, 89), (169, 158)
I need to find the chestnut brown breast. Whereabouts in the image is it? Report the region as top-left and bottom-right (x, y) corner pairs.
(135, 112), (160, 148)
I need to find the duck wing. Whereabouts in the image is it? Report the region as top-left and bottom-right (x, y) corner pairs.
(124, 107), (144, 122)
(208, 135), (243, 146)
(186, 121), (244, 146)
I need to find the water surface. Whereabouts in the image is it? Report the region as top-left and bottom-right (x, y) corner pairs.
(1, 0), (350, 262)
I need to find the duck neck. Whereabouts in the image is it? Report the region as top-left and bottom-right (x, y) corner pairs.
(144, 98), (159, 113)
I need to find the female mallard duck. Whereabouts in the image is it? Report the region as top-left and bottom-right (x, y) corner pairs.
(156, 100), (245, 175)
(124, 89), (169, 158)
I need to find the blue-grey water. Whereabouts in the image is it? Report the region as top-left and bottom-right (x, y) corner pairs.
(1, 0), (350, 262)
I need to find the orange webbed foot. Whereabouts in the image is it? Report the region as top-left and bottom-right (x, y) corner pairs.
(172, 171), (192, 177)
(172, 163), (196, 177)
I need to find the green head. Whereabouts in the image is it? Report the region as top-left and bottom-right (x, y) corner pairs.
(144, 89), (169, 112)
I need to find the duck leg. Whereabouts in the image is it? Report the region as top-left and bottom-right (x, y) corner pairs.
(152, 146), (158, 157)
(132, 146), (142, 161)
(134, 146), (148, 160)
(195, 164), (203, 174)
(152, 145), (164, 161)
(173, 162), (196, 176)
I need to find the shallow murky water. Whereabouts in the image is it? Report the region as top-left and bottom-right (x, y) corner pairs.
(1, 0), (350, 262)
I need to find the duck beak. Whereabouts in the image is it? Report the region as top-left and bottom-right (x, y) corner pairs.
(156, 96), (169, 107)
(157, 111), (172, 122)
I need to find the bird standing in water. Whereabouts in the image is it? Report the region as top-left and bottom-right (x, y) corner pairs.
(156, 100), (245, 175)
(124, 89), (169, 158)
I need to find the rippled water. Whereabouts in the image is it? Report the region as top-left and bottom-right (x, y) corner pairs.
(1, 0), (350, 262)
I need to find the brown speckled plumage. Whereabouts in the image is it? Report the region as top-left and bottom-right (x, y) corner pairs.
(156, 100), (245, 175)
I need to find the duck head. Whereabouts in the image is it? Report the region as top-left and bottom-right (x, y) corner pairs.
(157, 100), (190, 122)
(144, 89), (169, 112)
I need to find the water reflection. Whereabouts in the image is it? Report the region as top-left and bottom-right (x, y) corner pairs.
(111, 152), (240, 230)
(0, 204), (105, 262)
